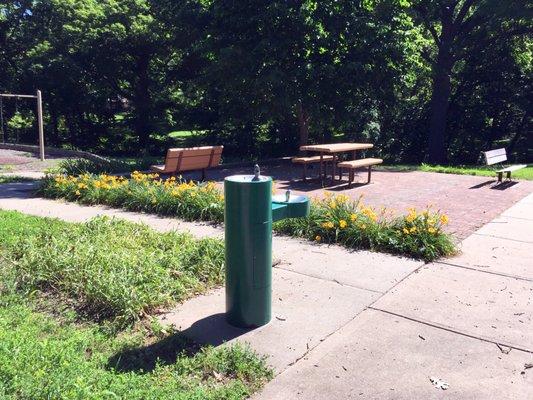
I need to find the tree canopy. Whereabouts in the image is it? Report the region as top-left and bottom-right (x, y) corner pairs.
(1, 0), (530, 163)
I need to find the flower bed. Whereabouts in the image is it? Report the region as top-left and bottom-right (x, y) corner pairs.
(40, 171), (224, 222)
(273, 194), (455, 261)
(40, 173), (456, 261)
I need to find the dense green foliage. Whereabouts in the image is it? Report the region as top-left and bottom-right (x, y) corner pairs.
(273, 194), (456, 261)
(40, 172), (456, 260)
(1, 1), (530, 163)
(0, 210), (225, 326)
(0, 282), (271, 399)
(39, 172), (225, 222)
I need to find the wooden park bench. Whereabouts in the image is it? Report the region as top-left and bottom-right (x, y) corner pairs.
(337, 158), (383, 186)
(483, 148), (527, 183)
(150, 146), (223, 180)
(292, 155), (334, 180)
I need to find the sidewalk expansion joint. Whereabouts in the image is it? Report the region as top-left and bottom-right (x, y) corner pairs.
(273, 264), (384, 294)
(369, 306), (533, 354)
(472, 232), (533, 244)
(435, 261), (533, 283)
(500, 215), (533, 222)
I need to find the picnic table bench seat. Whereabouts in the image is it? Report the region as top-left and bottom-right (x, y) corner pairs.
(292, 155), (334, 180)
(337, 157), (383, 185)
(150, 145), (223, 180)
(483, 148), (527, 182)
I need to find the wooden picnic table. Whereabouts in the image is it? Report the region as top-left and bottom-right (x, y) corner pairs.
(300, 142), (374, 181)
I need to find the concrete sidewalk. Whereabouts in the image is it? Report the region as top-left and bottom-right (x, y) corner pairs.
(254, 193), (533, 399)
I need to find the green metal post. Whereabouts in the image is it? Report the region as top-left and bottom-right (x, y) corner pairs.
(225, 166), (309, 328)
(225, 171), (273, 328)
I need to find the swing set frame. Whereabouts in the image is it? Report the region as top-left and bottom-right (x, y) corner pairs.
(0, 89), (45, 161)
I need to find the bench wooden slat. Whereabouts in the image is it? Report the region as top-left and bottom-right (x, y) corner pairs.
(337, 158), (383, 169)
(292, 155), (334, 164)
(483, 148), (527, 182)
(484, 148), (507, 165)
(336, 158), (383, 185)
(150, 145), (223, 177)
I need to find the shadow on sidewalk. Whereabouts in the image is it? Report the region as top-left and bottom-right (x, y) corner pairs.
(0, 182), (39, 199)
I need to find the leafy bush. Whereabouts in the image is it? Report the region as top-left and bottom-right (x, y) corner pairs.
(274, 194), (456, 261)
(57, 158), (128, 175)
(0, 211), (225, 327)
(56, 157), (162, 175)
(39, 173), (456, 260)
(40, 172), (225, 222)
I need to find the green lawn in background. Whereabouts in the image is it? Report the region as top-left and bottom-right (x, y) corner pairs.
(419, 164), (532, 180)
(377, 164), (532, 180)
(168, 130), (207, 139)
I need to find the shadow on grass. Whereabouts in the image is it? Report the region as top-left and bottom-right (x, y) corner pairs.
(107, 313), (253, 374)
(107, 333), (200, 373)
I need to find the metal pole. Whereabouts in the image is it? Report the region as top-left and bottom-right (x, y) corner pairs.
(36, 90), (45, 161)
(0, 94), (38, 99)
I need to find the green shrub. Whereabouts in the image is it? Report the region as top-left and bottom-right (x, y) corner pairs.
(39, 172), (225, 222)
(57, 157), (163, 175)
(0, 211), (224, 327)
(57, 158), (127, 175)
(39, 172), (457, 260)
(274, 194), (456, 261)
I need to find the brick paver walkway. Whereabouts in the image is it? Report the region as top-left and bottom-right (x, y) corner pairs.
(202, 164), (533, 239)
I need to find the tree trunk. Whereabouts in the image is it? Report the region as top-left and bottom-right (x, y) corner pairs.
(296, 102), (310, 150)
(428, 44), (453, 164)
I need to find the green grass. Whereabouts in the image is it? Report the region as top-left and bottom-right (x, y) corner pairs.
(419, 163), (532, 180)
(168, 130), (206, 139)
(376, 163), (532, 180)
(0, 175), (35, 184)
(0, 210), (271, 398)
(0, 286), (271, 399)
(0, 210), (225, 327)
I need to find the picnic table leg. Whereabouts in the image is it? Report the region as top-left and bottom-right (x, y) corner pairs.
(332, 154), (337, 183)
(319, 154), (324, 179)
(349, 150), (357, 181)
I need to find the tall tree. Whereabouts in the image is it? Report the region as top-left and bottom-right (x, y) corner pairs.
(410, 0), (531, 163)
